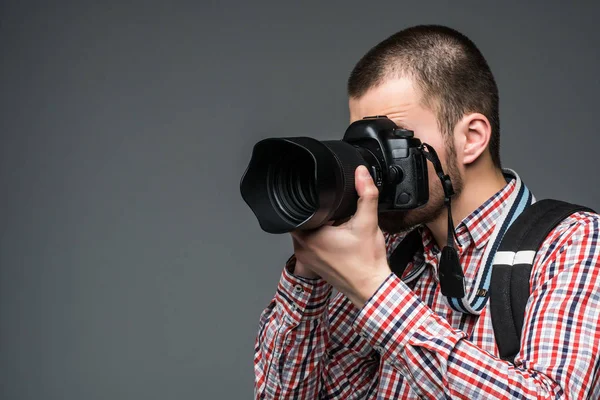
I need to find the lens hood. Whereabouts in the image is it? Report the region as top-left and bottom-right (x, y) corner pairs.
(240, 137), (342, 233)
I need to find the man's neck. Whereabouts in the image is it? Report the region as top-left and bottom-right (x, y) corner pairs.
(426, 166), (507, 250)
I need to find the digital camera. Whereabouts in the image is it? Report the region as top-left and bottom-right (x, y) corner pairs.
(240, 116), (429, 233)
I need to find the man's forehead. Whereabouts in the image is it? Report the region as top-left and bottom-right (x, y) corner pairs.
(348, 77), (422, 122)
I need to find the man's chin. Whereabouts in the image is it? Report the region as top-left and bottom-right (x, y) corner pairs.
(377, 211), (419, 234)
(378, 204), (444, 234)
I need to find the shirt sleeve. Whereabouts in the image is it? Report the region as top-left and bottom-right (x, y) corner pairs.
(254, 256), (333, 398)
(254, 232), (408, 399)
(352, 213), (600, 399)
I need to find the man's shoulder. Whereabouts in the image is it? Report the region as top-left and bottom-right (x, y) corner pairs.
(543, 209), (599, 249)
(532, 208), (599, 281)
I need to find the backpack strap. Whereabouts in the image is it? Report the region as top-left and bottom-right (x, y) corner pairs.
(389, 229), (423, 279)
(490, 199), (594, 363)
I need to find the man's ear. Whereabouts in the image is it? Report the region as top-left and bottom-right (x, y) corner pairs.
(456, 113), (492, 165)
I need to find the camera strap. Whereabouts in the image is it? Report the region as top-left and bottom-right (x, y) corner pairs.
(421, 144), (533, 315)
(453, 170), (533, 315)
(421, 144), (465, 299)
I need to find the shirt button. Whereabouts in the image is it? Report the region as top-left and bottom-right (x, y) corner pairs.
(294, 285), (304, 294)
(374, 345), (384, 354)
(290, 302), (297, 311)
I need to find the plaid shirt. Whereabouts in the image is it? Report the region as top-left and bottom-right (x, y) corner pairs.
(254, 176), (600, 399)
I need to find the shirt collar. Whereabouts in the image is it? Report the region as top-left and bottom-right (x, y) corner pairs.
(415, 171), (518, 262)
(456, 172), (517, 250)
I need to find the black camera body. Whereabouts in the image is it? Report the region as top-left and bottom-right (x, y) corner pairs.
(240, 116), (429, 233)
(343, 116), (428, 212)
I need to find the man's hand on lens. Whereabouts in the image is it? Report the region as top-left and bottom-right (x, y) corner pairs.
(291, 165), (391, 308)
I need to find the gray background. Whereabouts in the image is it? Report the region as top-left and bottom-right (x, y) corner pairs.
(1, 0), (599, 398)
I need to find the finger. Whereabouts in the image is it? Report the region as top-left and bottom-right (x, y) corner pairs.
(290, 230), (306, 246)
(352, 165), (380, 230)
(291, 227), (319, 244)
(331, 216), (351, 226)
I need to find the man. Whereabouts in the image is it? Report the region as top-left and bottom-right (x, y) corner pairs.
(253, 25), (600, 399)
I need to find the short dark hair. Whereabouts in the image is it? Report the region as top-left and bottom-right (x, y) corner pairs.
(348, 25), (501, 168)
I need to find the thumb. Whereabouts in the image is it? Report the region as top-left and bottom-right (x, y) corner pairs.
(352, 165), (379, 230)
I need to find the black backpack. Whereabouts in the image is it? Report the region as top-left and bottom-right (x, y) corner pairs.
(389, 199), (595, 363)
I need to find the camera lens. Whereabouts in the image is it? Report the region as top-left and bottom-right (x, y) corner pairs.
(240, 137), (373, 233)
(269, 155), (318, 223)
